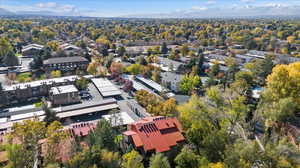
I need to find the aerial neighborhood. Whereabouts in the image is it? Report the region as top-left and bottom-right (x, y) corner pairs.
(0, 15), (299, 167)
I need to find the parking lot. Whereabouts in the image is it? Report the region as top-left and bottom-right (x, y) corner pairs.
(85, 83), (103, 102)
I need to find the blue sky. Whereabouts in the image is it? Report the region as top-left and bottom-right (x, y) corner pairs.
(1, 0), (300, 17)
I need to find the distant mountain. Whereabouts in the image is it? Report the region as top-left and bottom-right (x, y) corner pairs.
(16, 11), (59, 16)
(122, 12), (300, 19)
(16, 11), (78, 17)
(121, 6), (300, 19)
(0, 8), (14, 16)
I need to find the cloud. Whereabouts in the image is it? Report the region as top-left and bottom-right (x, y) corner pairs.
(34, 2), (77, 13)
(206, 0), (216, 5)
(36, 2), (57, 8)
(240, 0), (256, 3)
(143, 2), (300, 18)
(191, 6), (208, 11)
(0, 1), (79, 16)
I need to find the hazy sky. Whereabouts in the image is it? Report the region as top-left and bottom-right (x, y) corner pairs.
(1, 0), (300, 17)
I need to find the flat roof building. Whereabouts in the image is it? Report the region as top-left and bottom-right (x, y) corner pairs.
(50, 85), (78, 95)
(135, 76), (166, 93)
(103, 112), (135, 127)
(49, 85), (80, 106)
(0, 98), (119, 130)
(91, 78), (122, 97)
(1, 76), (80, 106)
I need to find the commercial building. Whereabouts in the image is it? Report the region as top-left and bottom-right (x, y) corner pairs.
(91, 78), (122, 98)
(43, 56), (89, 72)
(122, 116), (185, 155)
(49, 85), (80, 106)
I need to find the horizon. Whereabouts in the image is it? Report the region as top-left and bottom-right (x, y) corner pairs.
(0, 0), (300, 18)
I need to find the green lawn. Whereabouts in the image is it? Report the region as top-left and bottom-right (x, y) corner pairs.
(16, 72), (32, 83)
(15, 53), (22, 57)
(34, 101), (43, 108)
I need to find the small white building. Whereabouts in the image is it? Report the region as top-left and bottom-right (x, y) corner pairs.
(161, 72), (183, 92)
(49, 85), (80, 106)
(103, 112), (135, 127)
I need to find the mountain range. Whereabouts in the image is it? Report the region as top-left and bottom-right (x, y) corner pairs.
(0, 8), (77, 16)
(0, 7), (300, 19)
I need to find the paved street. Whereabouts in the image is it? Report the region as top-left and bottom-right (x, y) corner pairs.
(117, 100), (140, 121)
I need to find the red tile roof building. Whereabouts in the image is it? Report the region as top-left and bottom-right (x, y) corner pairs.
(68, 122), (96, 138)
(39, 122), (96, 163)
(123, 116), (185, 154)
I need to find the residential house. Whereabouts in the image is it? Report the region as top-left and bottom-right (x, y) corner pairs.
(161, 72), (183, 93)
(152, 57), (184, 72)
(21, 44), (44, 57)
(245, 50), (268, 59)
(206, 54), (245, 65)
(59, 43), (82, 56)
(275, 54), (300, 64)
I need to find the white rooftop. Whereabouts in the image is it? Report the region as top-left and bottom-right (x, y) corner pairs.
(60, 43), (80, 50)
(103, 112), (135, 127)
(135, 76), (165, 92)
(50, 85), (78, 95)
(252, 87), (263, 99)
(91, 78), (122, 97)
(0, 118), (8, 123)
(22, 44), (44, 52)
(10, 110), (45, 121)
(56, 103), (119, 118)
(3, 75), (79, 91)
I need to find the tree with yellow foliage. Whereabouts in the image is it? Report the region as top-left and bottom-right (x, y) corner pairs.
(264, 62), (300, 107)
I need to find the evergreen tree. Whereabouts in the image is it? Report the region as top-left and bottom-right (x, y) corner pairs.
(3, 50), (18, 67)
(117, 46), (126, 56)
(42, 100), (59, 125)
(161, 42), (168, 54)
(197, 49), (205, 75)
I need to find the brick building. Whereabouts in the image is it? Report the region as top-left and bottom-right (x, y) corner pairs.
(43, 56), (89, 72)
(0, 76), (79, 106)
(49, 85), (80, 106)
